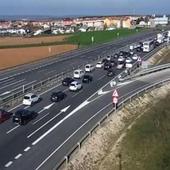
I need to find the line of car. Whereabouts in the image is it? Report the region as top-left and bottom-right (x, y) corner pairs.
(0, 37), (160, 126)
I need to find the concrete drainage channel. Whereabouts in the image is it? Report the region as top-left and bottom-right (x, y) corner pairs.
(0, 42), (165, 110)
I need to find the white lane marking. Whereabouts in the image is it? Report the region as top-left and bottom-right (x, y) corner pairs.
(28, 112), (62, 138)
(6, 125), (20, 134)
(98, 89), (110, 95)
(4, 161), (13, 168)
(0, 79), (25, 90)
(24, 147), (31, 152)
(117, 80), (133, 86)
(97, 75), (105, 81)
(24, 106), (29, 109)
(32, 113), (50, 125)
(72, 90), (83, 98)
(0, 77), (14, 83)
(38, 103), (55, 114)
(35, 102), (111, 170)
(43, 103), (55, 110)
(32, 101), (89, 145)
(14, 153), (22, 160)
(8, 104), (22, 112)
(60, 105), (70, 112)
(63, 88), (69, 92)
(0, 91), (11, 96)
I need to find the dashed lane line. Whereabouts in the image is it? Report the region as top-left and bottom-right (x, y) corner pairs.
(4, 161), (13, 168)
(14, 153), (22, 160)
(6, 125), (20, 134)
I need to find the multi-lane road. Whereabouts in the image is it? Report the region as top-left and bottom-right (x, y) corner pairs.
(0, 30), (169, 170)
(0, 30), (157, 96)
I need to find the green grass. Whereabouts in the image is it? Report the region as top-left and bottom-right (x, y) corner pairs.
(66, 28), (144, 47)
(120, 94), (170, 170)
(0, 28), (144, 49)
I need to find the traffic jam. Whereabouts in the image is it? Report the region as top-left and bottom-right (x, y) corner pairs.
(0, 31), (170, 125)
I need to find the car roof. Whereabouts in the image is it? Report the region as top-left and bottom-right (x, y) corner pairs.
(64, 77), (73, 80)
(15, 109), (30, 115)
(53, 91), (63, 94)
(24, 93), (35, 97)
(74, 69), (83, 72)
(84, 74), (91, 77)
(71, 81), (79, 84)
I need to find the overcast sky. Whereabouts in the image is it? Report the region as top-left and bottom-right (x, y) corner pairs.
(0, 0), (169, 16)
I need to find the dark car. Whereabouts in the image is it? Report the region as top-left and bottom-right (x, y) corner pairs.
(51, 91), (66, 102)
(82, 75), (93, 83)
(107, 69), (116, 77)
(0, 109), (12, 123)
(62, 77), (74, 86)
(136, 46), (143, 52)
(104, 62), (112, 70)
(12, 109), (38, 125)
(110, 58), (117, 66)
(119, 51), (131, 58)
(114, 53), (119, 58)
(102, 58), (109, 64)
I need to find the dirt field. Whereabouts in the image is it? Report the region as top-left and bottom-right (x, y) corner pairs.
(0, 44), (77, 70)
(0, 35), (69, 46)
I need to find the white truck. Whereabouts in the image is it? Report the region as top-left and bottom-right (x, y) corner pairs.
(157, 33), (164, 44)
(167, 31), (170, 38)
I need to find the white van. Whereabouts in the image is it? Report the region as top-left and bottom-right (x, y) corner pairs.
(85, 64), (95, 72)
(73, 69), (85, 79)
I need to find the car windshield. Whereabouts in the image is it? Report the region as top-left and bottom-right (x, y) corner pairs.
(74, 71), (79, 74)
(24, 96), (30, 99)
(84, 75), (90, 78)
(15, 110), (25, 116)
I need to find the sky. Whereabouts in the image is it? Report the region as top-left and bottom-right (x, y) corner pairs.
(0, 0), (169, 17)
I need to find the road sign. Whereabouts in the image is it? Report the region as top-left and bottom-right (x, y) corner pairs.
(112, 89), (119, 97)
(112, 97), (118, 104)
(138, 56), (142, 62)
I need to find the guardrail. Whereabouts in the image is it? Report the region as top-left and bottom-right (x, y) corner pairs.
(53, 77), (170, 170)
(0, 41), (167, 109)
(134, 63), (170, 77)
(0, 43), (131, 109)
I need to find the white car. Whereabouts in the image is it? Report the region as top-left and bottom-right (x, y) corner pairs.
(125, 63), (133, 68)
(22, 93), (40, 106)
(125, 57), (133, 63)
(117, 61), (124, 69)
(96, 61), (104, 68)
(118, 56), (125, 62)
(69, 81), (82, 91)
(85, 64), (95, 72)
(132, 54), (139, 61)
(106, 56), (111, 61)
(73, 69), (85, 79)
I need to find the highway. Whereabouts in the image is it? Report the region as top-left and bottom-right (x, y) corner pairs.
(0, 30), (157, 97)
(1, 68), (169, 170)
(0, 30), (168, 170)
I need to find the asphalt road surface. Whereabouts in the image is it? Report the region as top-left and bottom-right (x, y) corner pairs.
(1, 30), (168, 170)
(1, 68), (169, 170)
(0, 30), (157, 97)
